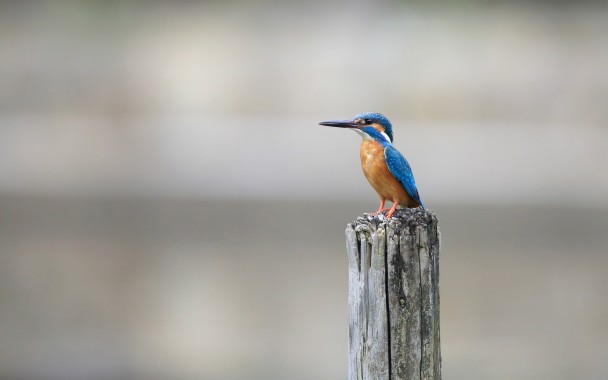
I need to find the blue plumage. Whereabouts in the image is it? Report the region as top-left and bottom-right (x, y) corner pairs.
(354, 112), (393, 142)
(357, 120), (423, 209)
(384, 145), (424, 209)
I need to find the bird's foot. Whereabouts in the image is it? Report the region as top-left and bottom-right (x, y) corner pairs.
(385, 204), (399, 219)
(371, 207), (390, 216)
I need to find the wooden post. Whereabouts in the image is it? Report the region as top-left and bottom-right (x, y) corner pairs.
(346, 208), (441, 380)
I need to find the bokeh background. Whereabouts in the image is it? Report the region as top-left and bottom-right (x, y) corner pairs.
(1, 1), (607, 379)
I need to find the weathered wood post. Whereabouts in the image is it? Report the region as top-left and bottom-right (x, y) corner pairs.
(345, 208), (441, 380)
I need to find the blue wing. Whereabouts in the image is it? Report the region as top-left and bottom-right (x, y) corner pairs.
(384, 145), (424, 208)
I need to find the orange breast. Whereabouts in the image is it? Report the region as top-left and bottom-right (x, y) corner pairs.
(359, 141), (416, 207)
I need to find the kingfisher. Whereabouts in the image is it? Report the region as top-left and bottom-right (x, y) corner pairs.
(319, 112), (424, 218)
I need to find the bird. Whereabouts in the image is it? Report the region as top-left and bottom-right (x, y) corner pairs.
(319, 112), (424, 218)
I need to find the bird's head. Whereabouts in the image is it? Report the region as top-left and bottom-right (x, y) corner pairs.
(319, 112), (393, 144)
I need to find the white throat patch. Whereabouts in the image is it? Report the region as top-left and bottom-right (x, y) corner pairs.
(354, 129), (372, 140)
(354, 129), (391, 143)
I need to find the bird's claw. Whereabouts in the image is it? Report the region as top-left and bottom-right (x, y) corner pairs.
(371, 208), (390, 216)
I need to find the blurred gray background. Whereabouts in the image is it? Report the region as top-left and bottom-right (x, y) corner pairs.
(0, 1), (607, 380)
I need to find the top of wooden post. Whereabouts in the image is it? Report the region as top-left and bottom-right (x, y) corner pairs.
(348, 208), (438, 234)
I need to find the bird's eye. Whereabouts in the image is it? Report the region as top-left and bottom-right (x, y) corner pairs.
(365, 119), (372, 124)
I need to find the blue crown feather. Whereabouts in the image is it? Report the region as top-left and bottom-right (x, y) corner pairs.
(354, 112), (393, 142)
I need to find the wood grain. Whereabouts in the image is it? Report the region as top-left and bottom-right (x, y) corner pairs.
(346, 208), (441, 380)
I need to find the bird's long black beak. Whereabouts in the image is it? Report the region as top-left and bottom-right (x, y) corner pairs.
(319, 120), (361, 129)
